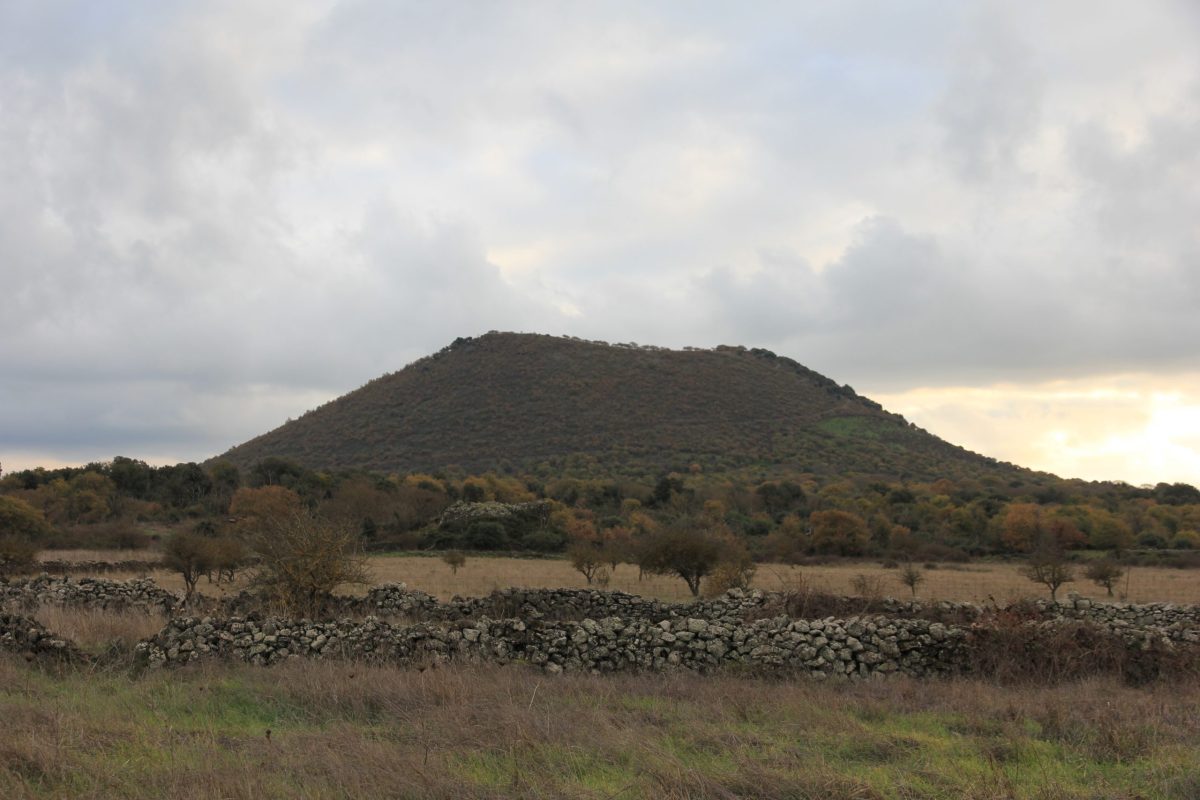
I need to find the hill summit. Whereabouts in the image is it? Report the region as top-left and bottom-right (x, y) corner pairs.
(216, 332), (1024, 482)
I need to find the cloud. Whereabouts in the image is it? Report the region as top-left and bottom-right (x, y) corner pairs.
(871, 374), (1200, 487)
(1, 2), (1198, 481)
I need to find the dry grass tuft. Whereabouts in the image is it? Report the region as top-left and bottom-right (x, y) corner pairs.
(29, 606), (167, 655)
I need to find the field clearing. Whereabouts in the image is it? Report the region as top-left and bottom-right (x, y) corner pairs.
(42, 551), (1200, 605)
(37, 549), (164, 563)
(1, 657), (1197, 799)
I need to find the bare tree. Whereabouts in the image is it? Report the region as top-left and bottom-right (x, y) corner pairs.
(1020, 543), (1075, 601)
(898, 563), (925, 598)
(250, 509), (369, 616)
(1084, 559), (1124, 597)
(567, 542), (604, 584)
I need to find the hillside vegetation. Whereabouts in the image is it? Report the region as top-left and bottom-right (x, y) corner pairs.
(216, 332), (1029, 483)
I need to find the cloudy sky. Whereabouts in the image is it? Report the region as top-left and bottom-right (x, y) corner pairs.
(2, 1), (1198, 485)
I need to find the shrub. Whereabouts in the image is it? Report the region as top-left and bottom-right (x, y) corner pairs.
(850, 573), (886, 601)
(1084, 559), (1124, 597)
(0, 495), (52, 542)
(702, 558), (757, 597)
(898, 563), (925, 598)
(0, 535), (40, 573)
(441, 550), (466, 575)
(250, 510), (369, 616)
(465, 520), (508, 550)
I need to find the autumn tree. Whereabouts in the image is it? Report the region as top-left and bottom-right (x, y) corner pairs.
(809, 510), (869, 556)
(208, 536), (249, 584)
(0, 496), (50, 571)
(1088, 510), (1134, 554)
(229, 486), (303, 536)
(763, 513), (807, 564)
(1001, 503), (1042, 552)
(599, 524), (634, 570)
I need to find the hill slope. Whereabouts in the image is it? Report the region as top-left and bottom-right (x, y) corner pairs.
(215, 333), (1029, 482)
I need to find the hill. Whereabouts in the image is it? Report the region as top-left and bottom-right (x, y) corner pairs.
(214, 332), (1033, 483)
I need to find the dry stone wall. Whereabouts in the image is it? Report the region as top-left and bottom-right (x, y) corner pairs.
(3, 575), (1198, 680)
(136, 612), (970, 680)
(0, 575), (178, 614)
(0, 613), (88, 662)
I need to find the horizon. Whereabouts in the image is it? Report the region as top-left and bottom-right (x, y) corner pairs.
(2, 330), (1196, 489)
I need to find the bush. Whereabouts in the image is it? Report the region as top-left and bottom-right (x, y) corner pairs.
(441, 550), (466, 574)
(521, 528), (567, 553)
(850, 573), (886, 601)
(1084, 559), (1124, 597)
(965, 616), (1200, 686)
(250, 510), (369, 616)
(898, 563), (925, 598)
(702, 558), (757, 597)
(0, 535), (40, 573)
(465, 520), (508, 550)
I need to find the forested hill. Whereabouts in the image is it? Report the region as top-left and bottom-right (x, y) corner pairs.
(215, 332), (1033, 483)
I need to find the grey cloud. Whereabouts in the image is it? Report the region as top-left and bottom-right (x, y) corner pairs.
(938, 10), (1043, 182)
(2, 2), (1199, 468)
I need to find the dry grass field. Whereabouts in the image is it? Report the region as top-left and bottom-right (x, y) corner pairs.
(54, 551), (1200, 605)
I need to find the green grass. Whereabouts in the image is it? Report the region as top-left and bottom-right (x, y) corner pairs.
(2, 658), (1199, 799)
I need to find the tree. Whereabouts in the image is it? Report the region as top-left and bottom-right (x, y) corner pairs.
(636, 527), (735, 597)
(229, 486), (302, 533)
(163, 532), (215, 602)
(0, 496), (50, 572)
(567, 541), (604, 584)
(250, 510), (369, 616)
(442, 549), (466, 575)
(809, 510), (869, 556)
(1020, 536), (1075, 601)
(1001, 503), (1042, 552)
(0, 495), (53, 540)
(763, 514), (807, 564)
(898, 563), (925, 598)
(1085, 559), (1124, 597)
(1088, 512), (1134, 554)
(599, 524), (634, 570)
(208, 536), (249, 584)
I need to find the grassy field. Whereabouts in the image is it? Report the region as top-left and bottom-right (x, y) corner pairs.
(53, 551), (1200, 605)
(1, 654), (1197, 799)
